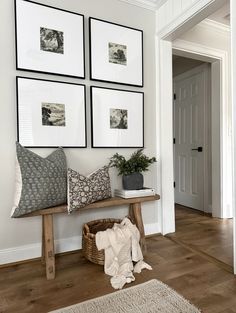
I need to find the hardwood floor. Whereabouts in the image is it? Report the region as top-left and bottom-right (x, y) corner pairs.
(170, 204), (233, 268)
(0, 232), (236, 313)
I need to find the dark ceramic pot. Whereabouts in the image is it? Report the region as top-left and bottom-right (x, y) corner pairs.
(122, 172), (144, 190)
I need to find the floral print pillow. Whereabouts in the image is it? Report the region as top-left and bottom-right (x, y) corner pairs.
(67, 166), (111, 213)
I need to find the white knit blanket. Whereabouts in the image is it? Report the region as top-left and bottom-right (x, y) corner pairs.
(96, 217), (152, 289)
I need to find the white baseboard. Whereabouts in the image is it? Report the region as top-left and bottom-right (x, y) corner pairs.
(144, 222), (160, 235)
(54, 236), (82, 254)
(0, 243), (42, 265)
(0, 236), (82, 266)
(205, 205), (212, 214)
(0, 222), (160, 265)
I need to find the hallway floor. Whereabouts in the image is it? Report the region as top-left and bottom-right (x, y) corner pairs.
(0, 207), (235, 313)
(1, 234), (236, 313)
(168, 204), (233, 269)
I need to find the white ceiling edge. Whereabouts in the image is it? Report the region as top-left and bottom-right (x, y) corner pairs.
(117, 0), (168, 11)
(155, 0), (168, 9)
(200, 18), (230, 33)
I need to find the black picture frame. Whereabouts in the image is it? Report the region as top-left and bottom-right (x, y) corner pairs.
(91, 86), (144, 148)
(15, 0), (85, 79)
(16, 76), (87, 148)
(89, 17), (143, 87)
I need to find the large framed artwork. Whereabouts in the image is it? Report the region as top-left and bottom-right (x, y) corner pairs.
(15, 0), (85, 78)
(91, 86), (144, 148)
(16, 77), (87, 148)
(89, 17), (143, 87)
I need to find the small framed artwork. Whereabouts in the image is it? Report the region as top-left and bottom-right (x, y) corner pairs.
(91, 86), (144, 148)
(89, 17), (143, 87)
(16, 77), (86, 147)
(15, 0), (85, 78)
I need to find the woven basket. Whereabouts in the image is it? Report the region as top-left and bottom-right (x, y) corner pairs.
(82, 218), (122, 265)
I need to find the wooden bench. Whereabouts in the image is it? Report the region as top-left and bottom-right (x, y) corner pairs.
(21, 195), (160, 280)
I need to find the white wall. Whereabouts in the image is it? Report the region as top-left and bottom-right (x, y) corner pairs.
(230, 0), (236, 274)
(177, 21), (230, 51)
(156, 0), (228, 38)
(0, 0), (157, 264)
(156, 0), (199, 33)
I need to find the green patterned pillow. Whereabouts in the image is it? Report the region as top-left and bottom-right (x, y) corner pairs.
(67, 166), (111, 213)
(11, 143), (67, 217)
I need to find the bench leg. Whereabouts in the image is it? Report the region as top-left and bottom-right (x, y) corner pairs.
(43, 214), (55, 280)
(130, 202), (147, 255)
(129, 204), (135, 223)
(41, 217), (45, 265)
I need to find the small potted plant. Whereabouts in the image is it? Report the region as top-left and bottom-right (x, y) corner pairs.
(109, 149), (156, 190)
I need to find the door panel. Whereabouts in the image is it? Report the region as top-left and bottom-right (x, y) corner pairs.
(179, 155), (186, 192)
(174, 69), (205, 211)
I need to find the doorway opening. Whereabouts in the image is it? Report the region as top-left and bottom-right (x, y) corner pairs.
(169, 2), (233, 269)
(173, 59), (211, 213)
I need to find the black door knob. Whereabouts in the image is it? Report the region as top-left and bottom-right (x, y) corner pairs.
(191, 147), (203, 152)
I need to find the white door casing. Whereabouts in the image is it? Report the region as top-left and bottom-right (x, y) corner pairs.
(231, 0), (236, 275)
(173, 40), (231, 219)
(174, 65), (208, 211)
(156, 0), (234, 271)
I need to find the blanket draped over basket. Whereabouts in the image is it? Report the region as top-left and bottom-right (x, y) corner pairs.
(96, 217), (152, 289)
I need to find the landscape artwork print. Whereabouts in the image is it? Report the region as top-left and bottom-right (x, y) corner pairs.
(110, 108), (128, 129)
(109, 42), (127, 65)
(40, 27), (64, 54)
(41, 103), (66, 126)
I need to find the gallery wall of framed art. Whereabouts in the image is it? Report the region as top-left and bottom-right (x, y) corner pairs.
(14, 0), (146, 149)
(2, 0), (158, 263)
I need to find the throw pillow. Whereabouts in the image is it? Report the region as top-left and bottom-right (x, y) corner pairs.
(11, 142), (67, 218)
(67, 166), (112, 213)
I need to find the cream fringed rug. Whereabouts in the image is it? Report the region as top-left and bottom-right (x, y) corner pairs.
(49, 279), (201, 313)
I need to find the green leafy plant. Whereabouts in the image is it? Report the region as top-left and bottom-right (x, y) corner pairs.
(109, 149), (156, 176)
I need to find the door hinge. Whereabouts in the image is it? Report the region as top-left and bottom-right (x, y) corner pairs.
(174, 182), (176, 188)
(173, 93), (176, 100)
(173, 138), (175, 144)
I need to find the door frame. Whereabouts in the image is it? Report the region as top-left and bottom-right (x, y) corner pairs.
(156, 0), (235, 272)
(173, 63), (211, 213)
(173, 40), (232, 218)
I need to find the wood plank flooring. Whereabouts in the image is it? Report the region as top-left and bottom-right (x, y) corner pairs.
(0, 208), (235, 313)
(0, 238), (235, 313)
(171, 204), (233, 267)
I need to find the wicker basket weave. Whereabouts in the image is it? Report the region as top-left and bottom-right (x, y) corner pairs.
(82, 218), (122, 265)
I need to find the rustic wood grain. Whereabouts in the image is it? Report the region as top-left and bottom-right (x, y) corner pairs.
(20, 195), (160, 217)
(43, 214), (55, 280)
(1, 202), (235, 312)
(1, 234), (236, 313)
(131, 202), (147, 254)
(20, 195), (160, 280)
(41, 217), (45, 266)
(170, 204), (233, 267)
